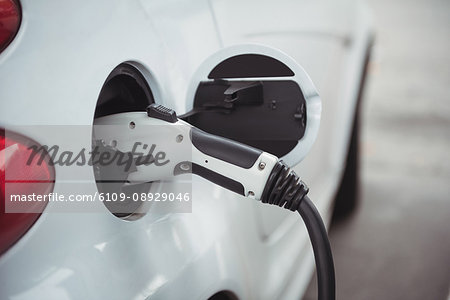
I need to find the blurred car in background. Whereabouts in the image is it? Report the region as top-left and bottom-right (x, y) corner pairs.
(0, 0), (373, 299)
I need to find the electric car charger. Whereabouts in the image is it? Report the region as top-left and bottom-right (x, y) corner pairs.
(94, 103), (335, 300)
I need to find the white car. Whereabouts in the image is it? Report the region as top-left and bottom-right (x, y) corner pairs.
(0, 0), (373, 299)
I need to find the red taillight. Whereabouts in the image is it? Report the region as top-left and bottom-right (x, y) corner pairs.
(0, 129), (55, 255)
(0, 0), (21, 53)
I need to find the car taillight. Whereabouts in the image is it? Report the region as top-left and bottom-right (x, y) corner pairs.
(0, 129), (55, 255)
(0, 0), (21, 53)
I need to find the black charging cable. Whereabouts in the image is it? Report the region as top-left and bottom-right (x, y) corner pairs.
(261, 161), (335, 300)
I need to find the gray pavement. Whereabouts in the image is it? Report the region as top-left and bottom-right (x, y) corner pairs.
(304, 0), (450, 299)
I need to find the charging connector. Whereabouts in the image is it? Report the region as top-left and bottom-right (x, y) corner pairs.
(93, 105), (335, 300)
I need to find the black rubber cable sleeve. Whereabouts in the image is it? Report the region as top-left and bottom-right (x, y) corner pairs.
(261, 161), (335, 299)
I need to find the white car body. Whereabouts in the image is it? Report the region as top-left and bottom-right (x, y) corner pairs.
(0, 0), (373, 299)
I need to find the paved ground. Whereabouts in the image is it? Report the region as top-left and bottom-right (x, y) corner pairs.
(304, 0), (450, 299)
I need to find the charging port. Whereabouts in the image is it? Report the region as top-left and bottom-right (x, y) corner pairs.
(93, 62), (155, 219)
